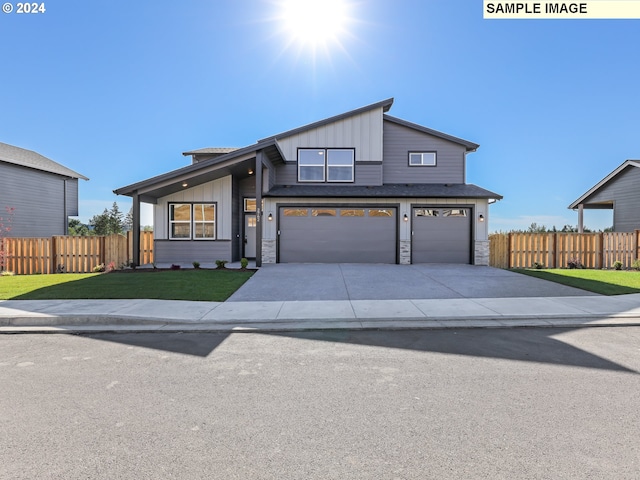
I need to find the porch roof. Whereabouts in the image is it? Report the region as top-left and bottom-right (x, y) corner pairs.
(568, 160), (640, 210)
(265, 183), (503, 199)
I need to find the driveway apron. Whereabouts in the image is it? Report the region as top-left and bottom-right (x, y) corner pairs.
(226, 264), (597, 302)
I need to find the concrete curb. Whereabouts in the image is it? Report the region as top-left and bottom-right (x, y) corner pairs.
(1, 314), (640, 334)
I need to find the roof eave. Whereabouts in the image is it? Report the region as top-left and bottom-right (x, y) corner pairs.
(383, 115), (479, 151)
(568, 159), (640, 209)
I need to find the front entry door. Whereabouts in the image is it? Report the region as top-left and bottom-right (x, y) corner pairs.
(244, 215), (257, 258)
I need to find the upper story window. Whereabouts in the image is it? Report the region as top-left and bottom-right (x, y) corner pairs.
(169, 203), (216, 240)
(298, 148), (354, 182)
(409, 152), (436, 166)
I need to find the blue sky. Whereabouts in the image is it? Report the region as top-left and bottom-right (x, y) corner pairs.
(1, 0), (638, 231)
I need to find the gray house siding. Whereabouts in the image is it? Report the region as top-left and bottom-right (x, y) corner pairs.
(155, 240), (232, 263)
(382, 120), (466, 184)
(0, 162), (74, 237)
(584, 166), (640, 231)
(274, 162), (383, 186)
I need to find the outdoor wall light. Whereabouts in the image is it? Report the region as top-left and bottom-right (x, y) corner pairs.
(248, 168), (254, 175)
(268, 213), (273, 221)
(182, 182), (188, 188)
(403, 213), (409, 222)
(479, 214), (485, 222)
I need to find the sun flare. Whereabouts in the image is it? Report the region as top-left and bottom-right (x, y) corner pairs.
(279, 0), (350, 49)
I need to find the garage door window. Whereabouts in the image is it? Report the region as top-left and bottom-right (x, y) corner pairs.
(283, 208), (308, 217)
(369, 209), (394, 217)
(443, 209), (467, 217)
(340, 209), (365, 217)
(312, 209), (337, 217)
(415, 209), (438, 217)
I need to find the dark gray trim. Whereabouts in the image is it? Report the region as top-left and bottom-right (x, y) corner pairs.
(275, 202), (400, 264)
(383, 115), (479, 151)
(266, 183), (502, 199)
(410, 203), (475, 265)
(259, 98), (394, 142)
(255, 152), (263, 267)
(132, 192), (141, 266)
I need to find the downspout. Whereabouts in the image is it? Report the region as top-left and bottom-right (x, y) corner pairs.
(63, 178), (68, 234)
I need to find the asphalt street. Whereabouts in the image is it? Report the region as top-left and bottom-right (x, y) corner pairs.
(1, 327), (639, 479)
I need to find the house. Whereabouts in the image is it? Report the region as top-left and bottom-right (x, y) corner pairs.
(114, 98), (502, 266)
(0, 142), (88, 237)
(568, 160), (640, 232)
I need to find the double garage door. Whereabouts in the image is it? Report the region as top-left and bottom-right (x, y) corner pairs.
(277, 205), (471, 264)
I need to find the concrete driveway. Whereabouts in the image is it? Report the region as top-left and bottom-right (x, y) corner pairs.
(227, 264), (598, 302)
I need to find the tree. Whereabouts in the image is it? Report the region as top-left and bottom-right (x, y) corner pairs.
(124, 208), (133, 232)
(527, 222), (547, 233)
(89, 202), (125, 235)
(68, 218), (91, 236)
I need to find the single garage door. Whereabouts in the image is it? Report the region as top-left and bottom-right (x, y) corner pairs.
(279, 206), (397, 263)
(412, 207), (471, 263)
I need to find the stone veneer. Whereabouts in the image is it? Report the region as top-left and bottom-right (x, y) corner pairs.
(474, 240), (489, 266)
(399, 240), (411, 265)
(261, 239), (277, 264)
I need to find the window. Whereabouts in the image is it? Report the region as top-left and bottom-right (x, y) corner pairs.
(244, 198), (256, 212)
(409, 152), (436, 166)
(340, 209), (365, 217)
(312, 209), (336, 217)
(298, 148), (354, 182)
(415, 209), (438, 217)
(443, 209), (467, 217)
(368, 209), (394, 217)
(283, 208), (308, 217)
(169, 203), (216, 239)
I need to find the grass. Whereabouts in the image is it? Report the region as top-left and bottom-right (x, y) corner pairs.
(0, 269), (254, 301)
(513, 268), (640, 295)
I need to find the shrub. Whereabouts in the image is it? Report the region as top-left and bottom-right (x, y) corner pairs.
(93, 263), (106, 273)
(240, 258), (249, 269)
(613, 260), (623, 270)
(170, 264), (181, 270)
(192, 261), (200, 269)
(532, 262), (544, 269)
(0, 270), (15, 276)
(215, 260), (228, 269)
(632, 259), (640, 271)
(567, 257), (584, 269)
(106, 261), (117, 272)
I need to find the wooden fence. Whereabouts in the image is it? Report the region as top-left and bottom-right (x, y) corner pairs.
(490, 231), (640, 269)
(0, 231), (154, 275)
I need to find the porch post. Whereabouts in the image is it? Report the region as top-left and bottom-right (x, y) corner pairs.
(577, 204), (584, 233)
(132, 191), (141, 266)
(255, 152), (263, 267)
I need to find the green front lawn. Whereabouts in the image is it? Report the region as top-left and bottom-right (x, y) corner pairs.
(513, 268), (640, 295)
(0, 269), (254, 301)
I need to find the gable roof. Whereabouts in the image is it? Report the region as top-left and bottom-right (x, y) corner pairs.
(383, 115), (479, 151)
(0, 142), (88, 180)
(182, 147), (239, 156)
(568, 159), (640, 209)
(259, 98), (394, 142)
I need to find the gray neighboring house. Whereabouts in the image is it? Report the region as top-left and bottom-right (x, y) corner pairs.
(115, 98), (502, 266)
(0, 142), (88, 237)
(568, 159), (640, 232)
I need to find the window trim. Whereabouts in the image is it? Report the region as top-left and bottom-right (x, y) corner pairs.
(408, 151), (437, 167)
(297, 148), (355, 183)
(168, 202), (217, 240)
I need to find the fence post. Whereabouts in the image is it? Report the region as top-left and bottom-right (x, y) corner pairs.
(507, 233), (512, 269)
(597, 232), (603, 269)
(635, 230), (640, 262)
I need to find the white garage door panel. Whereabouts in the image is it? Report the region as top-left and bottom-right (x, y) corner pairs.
(279, 207), (397, 263)
(412, 208), (471, 264)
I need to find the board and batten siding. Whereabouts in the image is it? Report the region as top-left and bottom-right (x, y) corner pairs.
(276, 108), (384, 162)
(154, 176), (233, 240)
(382, 120), (466, 184)
(583, 166), (640, 232)
(274, 163), (383, 186)
(0, 162), (78, 237)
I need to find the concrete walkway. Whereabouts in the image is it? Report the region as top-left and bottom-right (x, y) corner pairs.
(2, 294), (640, 333)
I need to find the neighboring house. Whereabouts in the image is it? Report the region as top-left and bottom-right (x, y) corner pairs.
(0, 142), (88, 237)
(568, 160), (640, 232)
(115, 98), (502, 266)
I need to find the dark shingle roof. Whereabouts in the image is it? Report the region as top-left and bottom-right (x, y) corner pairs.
(182, 147), (239, 156)
(265, 183), (502, 199)
(0, 142), (88, 180)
